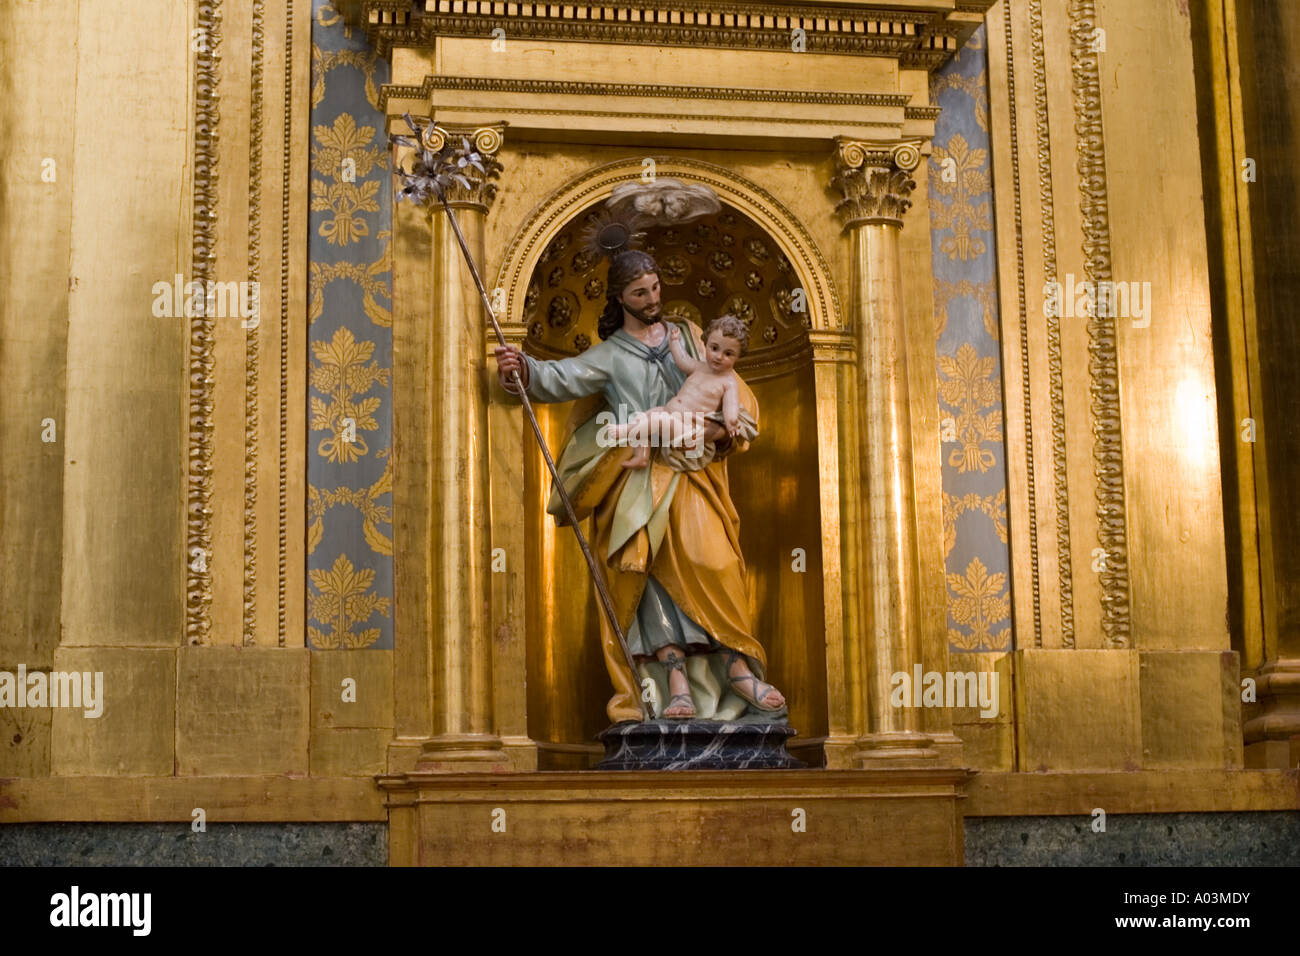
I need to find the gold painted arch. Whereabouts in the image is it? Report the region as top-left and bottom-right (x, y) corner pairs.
(493, 157), (844, 335)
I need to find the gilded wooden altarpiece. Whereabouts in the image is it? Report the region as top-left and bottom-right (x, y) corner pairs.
(3, 0), (1290, 867)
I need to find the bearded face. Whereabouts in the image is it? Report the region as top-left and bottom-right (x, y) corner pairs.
(619, 272), (662, 324)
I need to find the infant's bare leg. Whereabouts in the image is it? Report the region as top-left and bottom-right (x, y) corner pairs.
(601, 409), (647, 445)
(613, 410), (654, 469)
(622, 408), (689, 468)
(642, 407), (697, 446)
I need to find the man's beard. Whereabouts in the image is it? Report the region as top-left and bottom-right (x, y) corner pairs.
(624, 302), (661, 324)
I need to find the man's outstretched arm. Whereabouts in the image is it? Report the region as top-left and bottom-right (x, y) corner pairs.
(494, 344), (610, 402)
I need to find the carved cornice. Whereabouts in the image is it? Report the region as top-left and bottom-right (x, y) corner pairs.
(415, 121), (506, 212)
(904, 105), (943, 121)
(830, 138), (923, 229)
(806, 328), (857, 364)
(354, 0), (992, 68)
(380, 75), (911, 112)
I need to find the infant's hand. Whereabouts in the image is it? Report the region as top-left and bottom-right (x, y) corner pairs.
(725, 416), (741, 438)
(669, 325), (682, 343)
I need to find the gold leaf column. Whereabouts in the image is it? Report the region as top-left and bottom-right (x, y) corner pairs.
(808, 328), (864, 770)
(416, 122), (509, 771)
(831, 139), (939, 765)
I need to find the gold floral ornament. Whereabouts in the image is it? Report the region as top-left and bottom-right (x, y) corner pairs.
(309, 110), (386, 248)
(310, 326), (392, 464)
(312, 113), (387, 181)
(942, 489), (1007, 560)
(930, 70), (990, 133)
(311, 178), (380, 246)
(307, 454), (393, 558)
(929, 133), (992, 261)
(311, 44), (381, 110)
(308, 240), (392, 328)
(938, 343), (1001, 473)
(947, 556), (1011, 651)
(933, 278), (998, 342)
(308, 553), (392, 649)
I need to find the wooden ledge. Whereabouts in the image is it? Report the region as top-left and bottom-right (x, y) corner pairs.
(0, 776), (386, 823)
(378, 766), (974, 801)
(966, 769), (1300, 817)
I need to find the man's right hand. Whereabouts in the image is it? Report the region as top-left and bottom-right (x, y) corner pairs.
(494, 345), (529, 393)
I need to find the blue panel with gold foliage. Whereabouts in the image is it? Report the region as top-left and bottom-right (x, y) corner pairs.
(928, 25), (1013, 653)
(306, 0), (393, 650)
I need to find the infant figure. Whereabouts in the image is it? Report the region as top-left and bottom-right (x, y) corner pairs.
(604, 314), (749, 470)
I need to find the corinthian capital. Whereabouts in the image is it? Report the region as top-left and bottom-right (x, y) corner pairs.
(419, 121), (506, 212)
(830, 138), (923, 229)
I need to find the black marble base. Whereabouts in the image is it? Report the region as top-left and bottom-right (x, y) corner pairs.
(595, 719), (805, 770)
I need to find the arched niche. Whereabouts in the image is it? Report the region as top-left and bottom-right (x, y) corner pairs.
(492, 159), (837, 763)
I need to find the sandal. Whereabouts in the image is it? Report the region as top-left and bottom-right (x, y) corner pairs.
(724, 649), (785, 712)
(659, 651), (696, 719)
(662, 692), (696, 719)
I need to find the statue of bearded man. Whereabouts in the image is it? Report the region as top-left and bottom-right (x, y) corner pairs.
(494, 249), (787, 723)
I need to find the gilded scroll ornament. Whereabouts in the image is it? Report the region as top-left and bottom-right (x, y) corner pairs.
(1029, 0), (1076, 648)
(245, 0), (266, 647)
(1069, 0), (1131, 649)
(187, 0), (222, 647)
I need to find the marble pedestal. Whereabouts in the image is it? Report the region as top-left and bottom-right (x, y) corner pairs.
(595, 719), (804, 770)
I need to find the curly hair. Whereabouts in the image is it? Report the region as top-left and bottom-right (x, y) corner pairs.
(702, 313), (749, 355)
(597, 250), (659, 340)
